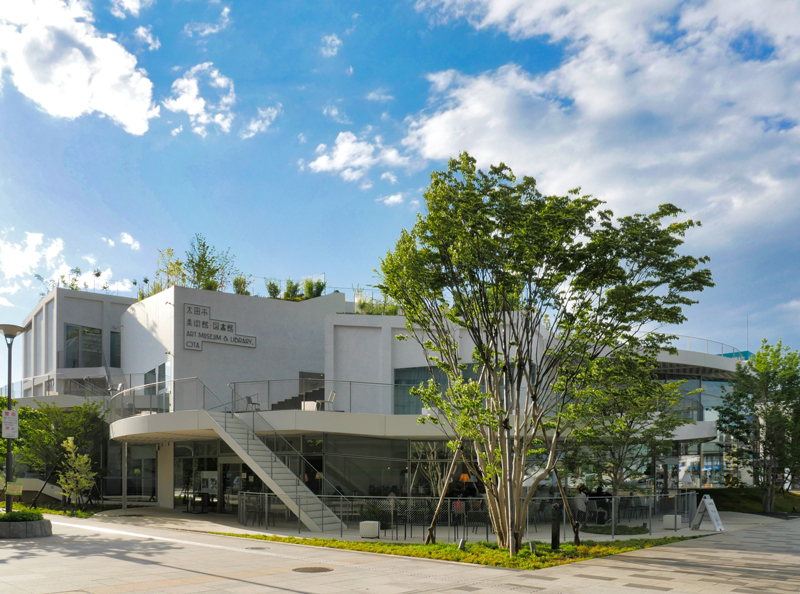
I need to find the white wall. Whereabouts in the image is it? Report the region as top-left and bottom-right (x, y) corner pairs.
(124, 287), (353, 407)
(121, 286), (176, 387)
(21, 289), (135, 396)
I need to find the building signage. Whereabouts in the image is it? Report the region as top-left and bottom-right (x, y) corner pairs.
(2, 410), (18, 439)
(183, 304), (257, 351)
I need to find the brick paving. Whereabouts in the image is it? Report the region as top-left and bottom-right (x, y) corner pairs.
(0, 514), (795, 594)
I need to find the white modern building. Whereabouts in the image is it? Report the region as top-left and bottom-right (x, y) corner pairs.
(15, 286), (743, 530)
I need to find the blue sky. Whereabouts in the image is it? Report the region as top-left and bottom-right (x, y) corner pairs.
(2, 0), (800, 379)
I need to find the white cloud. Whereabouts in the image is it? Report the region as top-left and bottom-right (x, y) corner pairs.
(171, 125), (183, 136)
(409, 0), (800, 245)
(381, 171), (398, 184)
(345, 13), (359, 35)
(110, 0), (154, 19)
(320, 33), (342, 57)
(377, 193), (404, 206)
(240, 103), (282, 139)
(0, 284), (21, 295)
(308, 131), (409, 184)
(184, 6), (231, 38)
(82, 254), (96, 265)
(298, 133), (307, 144)
(133, 25), (160, 51)
(409, 199), (421, 211)
(101, 236), (115, 247)
(346, 66), (354, 76)
(323, 105), (351, 124)
(359, 179), (373, 190)
(162, 62), (235, 137)
(0, 0), (160, 135)
(0, 232), (63, 280)
(120, 232), (140, 250)
(366, 88), (394, 102)
(297, 158), (306, 171)
(0, 297), (13, 307)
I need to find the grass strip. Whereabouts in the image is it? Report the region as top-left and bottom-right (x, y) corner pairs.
(210, 532), (697, 571)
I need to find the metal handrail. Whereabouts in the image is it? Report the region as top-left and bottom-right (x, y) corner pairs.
(215, 387), (348, 499)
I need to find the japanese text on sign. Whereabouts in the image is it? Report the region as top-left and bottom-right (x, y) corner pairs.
(2, 410), (18, 439)
(183, 304), (257, 351)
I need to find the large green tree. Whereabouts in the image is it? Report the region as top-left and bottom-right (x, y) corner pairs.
(565, 349), (690, 500)
(378, 152), (713, 554)
(15, 401), (105, 484)
(716, 340), (800, 512)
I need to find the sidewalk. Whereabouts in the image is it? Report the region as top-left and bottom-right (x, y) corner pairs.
(90, 505), (783, 543)
(0, 512), (795, 593)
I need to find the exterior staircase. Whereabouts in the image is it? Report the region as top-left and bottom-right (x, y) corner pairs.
(205, 410), (344, 532)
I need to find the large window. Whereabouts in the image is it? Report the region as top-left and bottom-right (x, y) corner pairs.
(65, 325), (102, 368)
(110, 331), (121, 368)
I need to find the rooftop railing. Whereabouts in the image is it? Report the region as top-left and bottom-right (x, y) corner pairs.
(664, 334), (747, 360)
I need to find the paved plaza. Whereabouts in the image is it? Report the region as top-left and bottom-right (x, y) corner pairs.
(0, 514), (796, 594)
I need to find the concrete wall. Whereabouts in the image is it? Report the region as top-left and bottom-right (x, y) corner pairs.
(21, 289), (135, 396)
(121, 286), (177, 387)
(123, 287), (353, 406)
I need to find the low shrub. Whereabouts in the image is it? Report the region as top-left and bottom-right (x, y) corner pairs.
(210, 532), (698, 571)
(0, 510), (44, 522)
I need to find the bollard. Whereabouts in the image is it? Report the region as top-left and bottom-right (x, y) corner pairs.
(551, 503), (560, 550)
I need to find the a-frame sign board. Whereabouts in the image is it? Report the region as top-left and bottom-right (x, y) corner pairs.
(690, 494), (725, 532)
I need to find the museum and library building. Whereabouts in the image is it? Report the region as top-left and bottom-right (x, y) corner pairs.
(15, 286), (745, 529)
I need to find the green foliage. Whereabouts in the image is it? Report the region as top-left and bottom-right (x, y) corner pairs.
(283, 278), (301, 299)
(156, 248), (187, 287)
(564, 349), (692, 497)
(13, 502), (99, 518)
(716, 340), (800, 512)
(0, 510), (43, 522)
(34, 267), (83, 295)
(57, 437), (97, 509)
(356, 292), (400, 315)
(378, 151), (713, 551)
(266, 280), (281, 298)
(211, 531), (696, 570)
(185, 234), (222, 290)
(16, 401), (105, 477)
(233, 275), (251, 295)
(694, 488), (800, 514)
(302, 278), (327, 299)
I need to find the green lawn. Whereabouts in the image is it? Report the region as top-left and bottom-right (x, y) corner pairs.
(211, 532), (697, 571)
(698, 488), (800, 514)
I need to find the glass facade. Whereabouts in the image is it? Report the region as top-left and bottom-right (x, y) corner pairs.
(65, 324), (102, 368)
(658, 368), (739, 488)
(110, 331), (121, 368)
(104, 442), (157, 500)
(175, 435), (467, 501)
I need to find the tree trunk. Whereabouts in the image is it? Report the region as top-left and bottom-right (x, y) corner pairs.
(554, 468), (580, 545)
(424, 440), (463, 544)
(32, 466), (58, 509)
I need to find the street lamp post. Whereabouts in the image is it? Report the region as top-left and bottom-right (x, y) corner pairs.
(0, 324), (25, 513)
